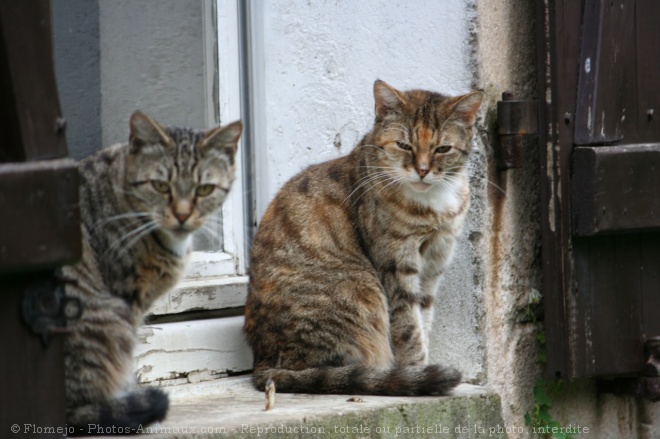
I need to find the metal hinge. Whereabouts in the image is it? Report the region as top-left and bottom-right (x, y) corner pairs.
(598, 338), (660, 402)
(21, 274), (82, 346)
(496, 92), (538, 170)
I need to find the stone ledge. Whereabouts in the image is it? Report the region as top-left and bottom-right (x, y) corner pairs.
(91, 377), (506, 438)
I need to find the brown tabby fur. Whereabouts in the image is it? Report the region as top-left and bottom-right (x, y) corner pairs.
(61, 111), (241, 433)
(244, 80), (483, 396)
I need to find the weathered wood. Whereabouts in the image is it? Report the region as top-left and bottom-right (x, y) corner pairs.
(0, 1), (78, 432)
(0, 275), (67, 438)
(134, 316), (253, 384)
(635, 0), (660, 142)
(573, 234), (647, 377)
(574, 0), (660, 146)
(572, 144), (660, 236)
(537, 0), (584, 379)
(0, 160), (81, 274)
(641, 234), (660, 339)
(574, 0), (635, 145)
(147, 276), (248, 317)
(0, 0), (68, 162)
(540, 0), (660, 381)
(185, 251), (238, 279)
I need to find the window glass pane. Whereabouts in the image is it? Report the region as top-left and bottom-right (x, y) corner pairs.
(54, 0), (228, 255)
(192, 210), (224, 252)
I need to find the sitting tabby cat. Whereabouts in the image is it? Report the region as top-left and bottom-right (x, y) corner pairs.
(244, 80), (483, 395)
(61, 111), (242, 432)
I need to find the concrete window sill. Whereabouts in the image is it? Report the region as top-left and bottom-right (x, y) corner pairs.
(89, 377), (506, 438)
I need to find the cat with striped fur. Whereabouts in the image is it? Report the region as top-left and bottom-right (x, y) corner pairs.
(244, 80), (482, 395)
(62, 111), (242, 432)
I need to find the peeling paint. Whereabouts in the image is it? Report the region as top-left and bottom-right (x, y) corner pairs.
(187, 369), (223, 384)
(137, 326), (157, 344)
(546, 139), (556, 232)
(133, 316), (253, 384)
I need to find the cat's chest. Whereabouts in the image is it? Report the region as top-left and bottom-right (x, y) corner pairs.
(395, 195), (468, 239)
(103, 237), (189, 314)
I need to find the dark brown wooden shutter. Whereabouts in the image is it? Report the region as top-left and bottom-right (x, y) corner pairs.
(0, 1), (81, 435)
(538, 0), (660, 385)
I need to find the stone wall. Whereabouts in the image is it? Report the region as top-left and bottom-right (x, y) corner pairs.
(475, 1), (660, 438)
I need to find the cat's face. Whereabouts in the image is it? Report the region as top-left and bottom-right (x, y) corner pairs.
(368, 81), (483, 195)
(123, 111), (242, 240)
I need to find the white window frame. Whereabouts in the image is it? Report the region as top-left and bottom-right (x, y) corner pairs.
(183, 0), (247, 281)
(136, 0), (254, 386)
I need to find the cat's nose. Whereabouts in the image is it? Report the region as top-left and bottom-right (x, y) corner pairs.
(174, 212), (191, 224)
(416, 167), (430, 178)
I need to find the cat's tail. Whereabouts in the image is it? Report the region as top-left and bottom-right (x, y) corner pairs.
(253, 364), (461, 396)
(67, 387), (169, 436)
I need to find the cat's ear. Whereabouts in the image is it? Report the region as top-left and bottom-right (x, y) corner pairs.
(199, 120), (243, 162)
(129, 111), (173, 150)
(448, 91), (484, 127)
(374, 80), (407, 119)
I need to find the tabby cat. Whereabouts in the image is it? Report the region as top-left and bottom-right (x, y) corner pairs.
(61, 111), (242, 432)
(244, 80), (483, 395)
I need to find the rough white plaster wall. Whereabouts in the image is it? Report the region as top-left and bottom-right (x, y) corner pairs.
(258, 0), (484, 380)
(260, 0), (475, 201)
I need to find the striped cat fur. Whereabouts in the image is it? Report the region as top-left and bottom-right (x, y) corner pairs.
(244, 80), (483, 396)
(61, 111), (241, 433)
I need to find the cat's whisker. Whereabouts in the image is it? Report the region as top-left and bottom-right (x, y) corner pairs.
(105, 220), (159, 257)
(117, 222), (160, 258)
(346, 179), (391, 206)
(428, 170), (506, 195)
(63, 112), (242, 428)
(200, 222), (223, 235)
(349, 173), (404, 205)
(95, 212), (152, 228)
(436, 179), (456, 193)
(198, 223), (222, 241)
(345, 171), (395, 204)
(347, 170), (393, 194)
(373, 175), (407, 198)
(359, 145), (383, 154)
(201, 215), (224, 227)
(479, 178), (505, 194)
(350, 173), (406, 205)
(444, 171), (505, 195)
(245, 82), (483, 398)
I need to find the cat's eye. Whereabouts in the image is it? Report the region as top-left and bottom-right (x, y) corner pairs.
(395, 141), (413, 151)
(151, 180), (170, 194)
(434, 145), (452, 154)
(196, 184), (216, 197)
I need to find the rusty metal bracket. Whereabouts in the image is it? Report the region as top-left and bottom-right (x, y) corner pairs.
(598, 377), (660, 402)
(21, 275), (82, 347)
(646, 337), (660, 376)
(496, 92), (538, 170)
(598, 338), (660, 402)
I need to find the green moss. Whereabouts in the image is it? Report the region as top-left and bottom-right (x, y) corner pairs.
(209, 393), (508, 439)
